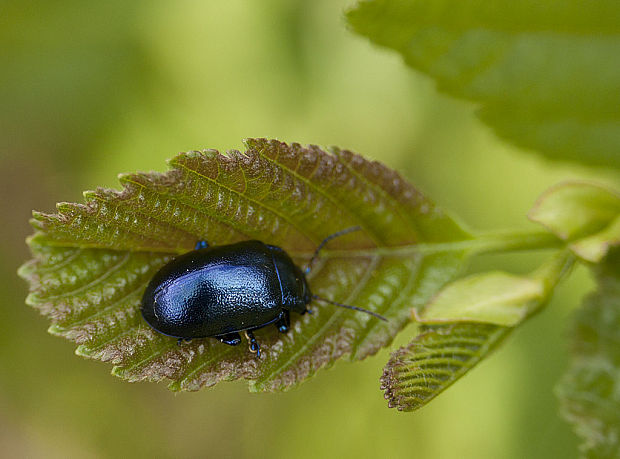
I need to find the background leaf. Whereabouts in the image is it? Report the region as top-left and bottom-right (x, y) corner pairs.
(19, 138), (470, 391)
(382, 251), (573, 411)
(529, 182), (620, 262)
(556, 250), (620, 458)
(347, 0), (620, 168)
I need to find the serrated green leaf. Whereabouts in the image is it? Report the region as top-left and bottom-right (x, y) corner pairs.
(347, 0), (620, 168)
(382, 322), (510, 411)
(556, 250), (620, 458)
(19, 139), (471, 391)
(382, 251), (573, 411)
(529, 182), (620, 262)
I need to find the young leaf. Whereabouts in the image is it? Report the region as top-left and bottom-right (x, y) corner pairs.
(529, 182), (620, 262)
(19, 139), (471, 391)
(382, 322), (510, 411)
(416, 273), (546, 327)
(347, 0), (620, 168)
(382, 251), (573, 411)
(416, 253), (574, 326)
(556, 250), (620, 457)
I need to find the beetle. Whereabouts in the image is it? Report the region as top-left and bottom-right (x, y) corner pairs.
(140, 227), (386, 357)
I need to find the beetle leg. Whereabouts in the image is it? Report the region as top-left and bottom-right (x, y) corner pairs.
(243, 330), (261, 358)
(275, 310), (290, 333)
(216, 332), (242, 346)
(194, 240), (209, 250)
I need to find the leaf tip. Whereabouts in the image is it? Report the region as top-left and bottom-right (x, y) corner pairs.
(17, 260), (33, 280)
(242, 137), (266, 151)
(82, 190), (97, 201)
(48, 324), (64, 336)
(167, 381), (182, 392)
(110, 366), (124, 378)
(25, 231), (47, 248)
(24, 292), (41, 307)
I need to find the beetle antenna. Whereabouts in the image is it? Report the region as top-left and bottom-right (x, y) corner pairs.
(305, 226), (362, 274)
(312, 295), (387, 322)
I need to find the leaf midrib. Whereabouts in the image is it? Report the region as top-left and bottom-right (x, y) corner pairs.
(261, 149), (384, 247)
(175, 160), (320, 246)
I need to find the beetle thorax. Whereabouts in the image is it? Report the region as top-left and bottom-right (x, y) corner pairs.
(269, 246), (312, 314)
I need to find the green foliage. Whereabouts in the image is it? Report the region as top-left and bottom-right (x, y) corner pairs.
(416, 253), (572, 326)
(529, 182), (620, 262)
(418, 271), (542, 326)
(382, 322), (509, 411)
(380, 180), (619, 414)
(19, 139), (470, 391)
(556, 251), (620, 458)
(17, 133), (620, 437)
(347, 0), (620, 168)
(7, 0), (619, 456)
(382, 251), (573, 411)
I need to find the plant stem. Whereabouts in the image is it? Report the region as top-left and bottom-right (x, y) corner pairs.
(299, 229), (563, 259)
(531, 250), (576, 296)
(466, 230), (563, 255)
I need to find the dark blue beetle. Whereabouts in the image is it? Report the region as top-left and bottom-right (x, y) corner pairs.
(141, 227), (386, 357)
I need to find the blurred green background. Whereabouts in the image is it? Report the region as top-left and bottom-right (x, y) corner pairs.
(1, 1), (618, 458)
